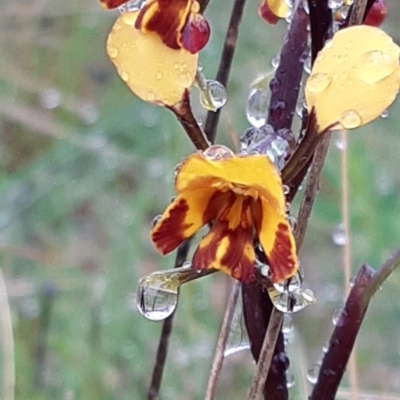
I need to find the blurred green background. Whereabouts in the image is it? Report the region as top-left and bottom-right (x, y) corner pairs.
(1, 0), (400, 399)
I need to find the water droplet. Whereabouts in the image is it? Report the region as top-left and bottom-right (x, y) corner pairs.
(269, 77), (280, 93)
(334, 135), (347, 151)
(331, 305), (345, 326)
(322, 341), (329, 353)
(282, 315), (294, 335)
(174, 162), (183, 177)
(203, 145), (234, 160)
(271, 55), (281, 69)
(328, 0), (343, 9)
(296, 96), (307, 118)
(338, 4), (350, 19)
(199, 80), (227, 111)
(246, 88), (270, 128)
(126, 0), (146, 11)
(341, 110), (362, 129)
(224, 343), (250, 357)
(39, 88), (62, 110)
(331, 223), (348, 246)
(307, 363), (321, 384)
(267, 286), (316, 313)
(381, 109), (389, 118)
(155, 71), (163, 80)
(108, 46), (119, 59)
(137, 284), (178, 321)
(151, 215), (162, 228)
(120, 12), (138, 26)
(136, 264), (200, 321)
(286, 373), (295, 389)
(357, 50), (398, 85)
(303, 55), (312, 74)
(375, 170), (395, 195)
(179, 72), (192, 87)
(287, 215), (297, 231)
(147, 91), (156, 101)
(118, 67), (130, 82)
(307, 72), (331, 93)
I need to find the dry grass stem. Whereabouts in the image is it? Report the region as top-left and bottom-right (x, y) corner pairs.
(246, 308), (283, 400)
(0, 269), (15, 400)
(204, 281), (241, 400)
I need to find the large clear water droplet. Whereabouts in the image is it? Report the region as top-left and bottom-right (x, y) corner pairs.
(203, 145), (234, 160)
(307, 72), (331, 93)
(137, 284), (178, 321)
(307, 362), (321, 384)
(136, 264), (201, 321)
(246, 88), (270, 128)
(357, 50), (398, 85)
(199, 80), (227, 111)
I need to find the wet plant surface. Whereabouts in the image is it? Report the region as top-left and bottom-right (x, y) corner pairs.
(1, 0), (400, 399)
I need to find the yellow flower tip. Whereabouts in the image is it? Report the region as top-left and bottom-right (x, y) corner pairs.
(107, 11), (198, 107)
(264, 0), (291, 19)
(305, 25), (400, 132)
(151, 146), (298, 284)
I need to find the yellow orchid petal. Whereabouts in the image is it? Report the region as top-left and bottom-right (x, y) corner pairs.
(305, 25), (400, 132)
(175, 149), (285, 213)
(151, 187), (217, 254)
(107, 11), (198, 107)
(255, 197), (298, 282)
(266, 0), (290, 18)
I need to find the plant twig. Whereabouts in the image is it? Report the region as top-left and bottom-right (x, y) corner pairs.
(147, 240), (192, 400)
(0, 269), (15, 400)
(35, 283), (58, 388)
(204, 281), (241, 400)
(247, 308), (284, 400)
(307, 0), (332, 63)
(267, 2), (309, 131)
(346, 0), (369, 26)
(310, 246), (400, 400)
(203, 0), (248, 143)
(294, 132), (331, 249)
(168, 90), (210, 151)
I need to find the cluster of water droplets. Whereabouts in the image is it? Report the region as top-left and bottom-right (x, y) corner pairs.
(240, 125), (292, 170)
(136, 262), (202, 321)
(255, 255), (316, 313)
(195, 66), (227, 112)
(241, 70), (294, 170)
